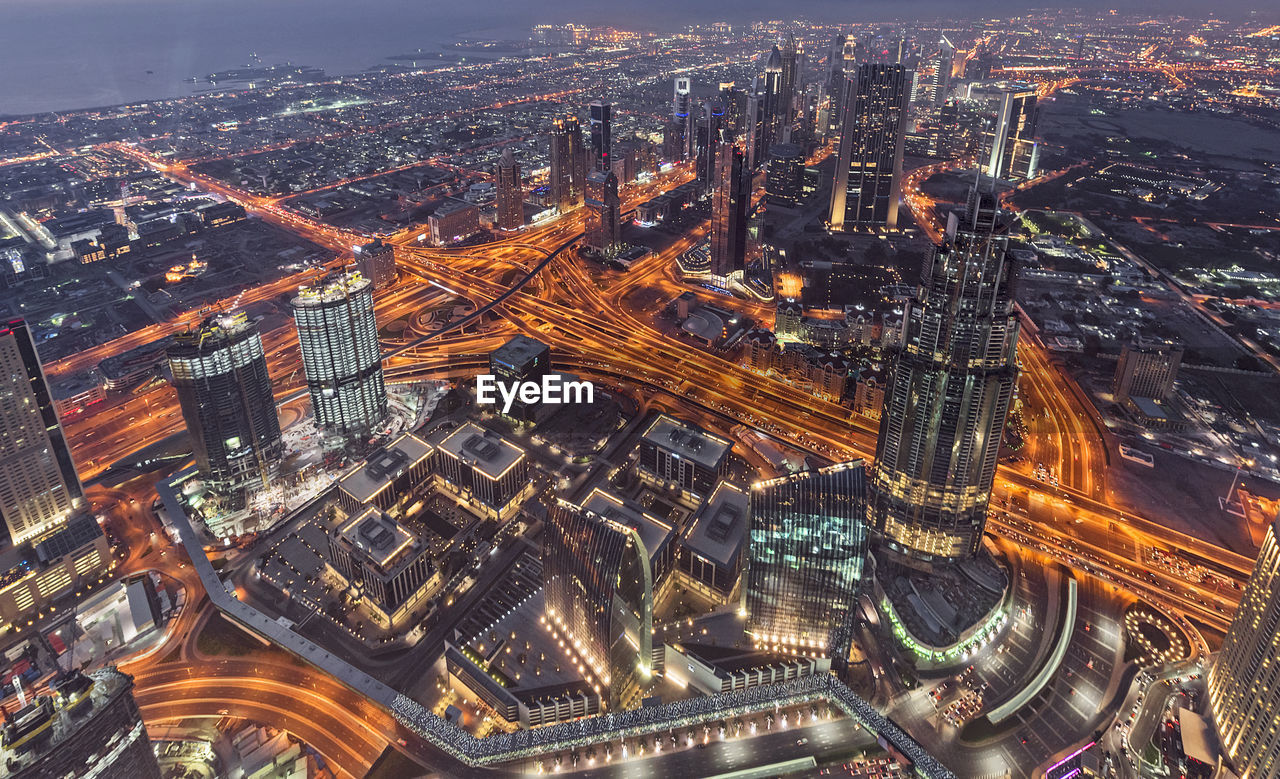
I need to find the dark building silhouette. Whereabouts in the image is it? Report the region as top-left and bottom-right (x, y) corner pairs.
(710, 143), (750, 278)
(495, 147), (523, 231)
(589, 100), (612, 174)
(766, 143), (805, 207)
(549, 116), (586, 212)
(584, 169), (621, 257)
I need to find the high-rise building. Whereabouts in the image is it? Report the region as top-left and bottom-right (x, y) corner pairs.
(744, 91), (767, 170)
(584, 169), (621, 257)
(694, 101), (724, 197)
(0, 318), (84, 545)
(1113, 339), (1183, 404)
(354, 238), (397, 290)
(983, 85), (1039, 181)
(778, 33), (800, 128)
(589, 100), (612, 174)
(869, 187), (1019, 562)
(495, 147), (523, 231)
(828, 63), (909, 232)
(719, 83), (745, 142)
(673, 77), (694, 160)
(824, 34), (848, 140)
(745, 461), (868, 656)
(1209, 514), (1280, 778)
(0, 667), (162, 779)
(167, 313), (282, 500)
(760, 47), (785, 161)
(926, 35), (955, 106)
(292, 270), (387, 438)
(549, 116), (586, 212)
(327, 506), (437, 629)
(543, 499), (653, 711)
(766, 142), (805, 207)
(710, 143), (750, 279)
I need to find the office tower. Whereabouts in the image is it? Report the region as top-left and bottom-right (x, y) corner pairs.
(869, 187), (1019, 562)
(0, 667), (162, 778)
(673, 77), (694, 160)
(825, 34), (848, 140)
(584, 169), (621, 256)
(828, 63), (909, 232)
(984, 85), (1040, 181)
(328, 507), (436, 629)
(778, 33), (800, 126)
(759, 47), (785, 160)
(0, 318), (84, 545)
(766, 142), (804, 207)
(543, 500), (653, 711)
(549, 117), (585, 212)
(354, 238), (396, 290)
(744, 91), (766, 170)
(292, 270), (387, 438)
(589, 100), (612, 174)
(167, 313), (282, 499)
(694, 101), (724, 197)
(710, 143), (750, 279)
(719, 83), (745, 142)
(1113, 339), (1183, 404)
(926, 35), (954, 106)
(494, 147), (523, 231)
(931, 99), (961, 157)
(1209, 515), (1280, 778)
(435, 423), (530, 520)
(745, 461), (868, 656)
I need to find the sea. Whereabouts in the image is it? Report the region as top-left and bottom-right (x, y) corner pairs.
(0, 0), (950, 116)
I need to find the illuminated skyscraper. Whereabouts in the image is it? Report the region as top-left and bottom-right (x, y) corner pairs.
(983, 85), (1040, 181)
(0, 318), (84, 544)
(292, 271), (387, 438)
(673, 77), (694, 160)
(745, 461), (868, 656)
(589, 100), (612, 174)
(548, 117), (585, 212)
(710, 143), (749, 279)
(495, 147), (523, 231)
(759, 46), (784, 160)
(869, 187), (1019, 562)
(828, 63), (909, 232)
(778, 33), (800, 127)
(1209, 515), (1280, 778)
(584, 169), (621, 257)
(694, 101), (724, 196)
(167, 313), (282, 500)
(543, 500), (653, 711)
(766, 142), (804, 207)
(926, 35), (954, 106)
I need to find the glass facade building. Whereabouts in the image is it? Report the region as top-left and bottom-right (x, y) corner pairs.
(745, 460), (868, 657)
(543, 500), (652, 711)
(167, 313), (282, 500)
(710, 143), (749, 279)
(1209, 516), (1280, 778)
(828, 63), (909, 231)
(869, 187), (1019, 562)
(548, 116), (586, 213)
(291, 270), (387, 439)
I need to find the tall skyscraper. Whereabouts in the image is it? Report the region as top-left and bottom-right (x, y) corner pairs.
(584, 169), (621, 257)
(0, 318), (84, 545)
(673, 77), (694, 160)
(869, 187), (1019, 562)
(824, 33), (848, 140)
(984, 85), (1040, 181)
(828, 63), (909, 232)
(354, 238), (397, 290)
(292, 270), (387, 439)
(766, 142), (805, 207)
(759, 47), (785, 161)
(1209, 515), (1280, 778)
(495, 147), (523, 231)
(548, 116), (585, 212)
(589, 100), (612, 174)
(0, 667), (162, 778)
(778, 33), (800, 127)
(694, 101), (724, 197)
(744, 91), (766, 170)
(710, 143), (749, 279)
(926, 35), (955, 106)
(543, 500), (653, 711)
(167, 313), (282, 500)
(745, 461), (868, 657)
(720, 82), (746, 142)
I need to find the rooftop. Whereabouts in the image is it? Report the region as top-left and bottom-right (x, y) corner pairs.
(337, 432), (434, 505)
(437, 422), (524, 480)
(581, 488), (674, 565)
(334, 506), (419, 571)
(682, 482), (749, 568)
(641, 415), (732, 472)
(490, 335), (550, 373)
(292, 270), (371, 307)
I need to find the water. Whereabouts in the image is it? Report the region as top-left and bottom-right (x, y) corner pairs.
(0, 0), (953, 116)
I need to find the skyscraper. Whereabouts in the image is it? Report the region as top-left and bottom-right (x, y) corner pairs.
(984, 85), (1040, 181)
(543, 500), (653, 711)
(589, 100), (612, 174)
(694, 101), (724, 197)
(167, 313), (282, 500)
(828, 63), (909, 232)
(548, 116), (585, 212)
(869, 187), (1019, 562)
(1209, 514), (1280, 778)
(0, 318), (84, 545)
(1113, 338), (1183, 404)
(926, 35), (955, 106)
(584, 169), (621, 257)
(354, 238), (397, 290)
(824, 33), (848, 140)
(710, 143), (749, 279)
(673, 77), (694, 160)
(778, 33), (800, 127)
(495, 147), (523, 231)
(766, 142), (804, 207)
(292, 270), (387, 438)
(744, 91), (766, 170)
(759, 47), (785, 160)
(745, 461), (868, 656)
